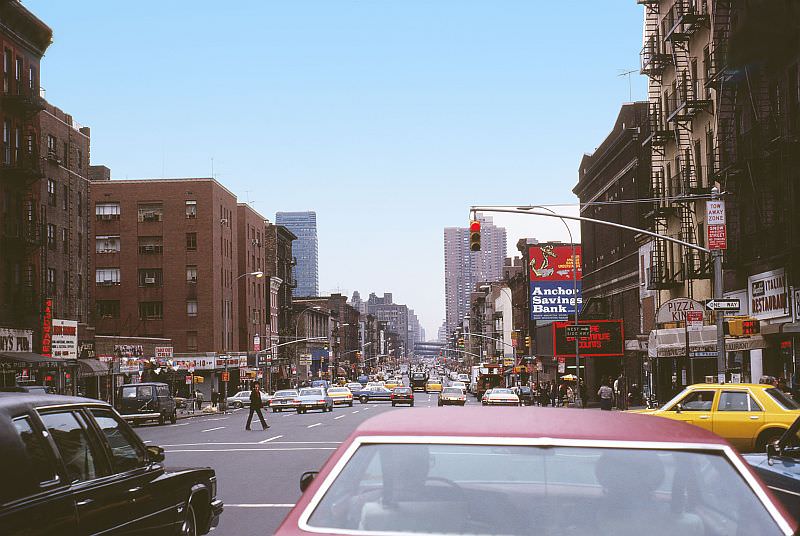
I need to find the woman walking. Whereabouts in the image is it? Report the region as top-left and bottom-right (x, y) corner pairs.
(598, 380), (614, 411)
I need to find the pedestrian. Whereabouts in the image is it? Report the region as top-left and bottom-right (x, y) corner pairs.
(579, 380), (587, 408)
(211, 389), (218, 408)
(598, 381), (613, 411)
(245, 382), (269, 430)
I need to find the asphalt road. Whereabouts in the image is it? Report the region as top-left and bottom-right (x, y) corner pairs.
(134, 389), (476, 535)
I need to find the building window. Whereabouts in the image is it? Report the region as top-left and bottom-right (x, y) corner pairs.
(185, 200), (197, 219)
(138, 301), (163, 320)
(62, 185), (68, 211)
(46, 268), (56, 296)
(77, 276), (83, 299)
(187, 300), (198, 317)
(77, 192), (83, 216)
(137, 203), (163, 222)
(61, 228), (68, 254)
(77, 149), (83, 171)
(95, 235), (120, 253)
(47, 224), (56, 250)
(78, 232), (83, 258)
(187, 331), (198, 352)
(137, 236), (163, 254)
(46, 135), (56, 159)
(186, 232), (197, 251)
(186, 265), (198, 283)
(95, 268), (121, 286)
(137, 269), (163, 287)
(47, 179), (56, 207)
(96, 300), (120, 319)
(95, 202), (120, 219)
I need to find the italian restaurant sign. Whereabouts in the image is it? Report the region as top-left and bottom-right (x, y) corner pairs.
(749, 268), (789, 320)
(529, 243), (582, 321)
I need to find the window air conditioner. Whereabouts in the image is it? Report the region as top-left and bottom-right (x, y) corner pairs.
(144, 277), (156, 285)
(143, 245), (155, 252)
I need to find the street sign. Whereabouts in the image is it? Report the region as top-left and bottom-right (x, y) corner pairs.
(221, 372), (230, 382)
(685, 310), (704, 332)
(706, 200), (727, 250)
(690, 351), (717, 358)
(565, 324), (592, 339)
(185, 376), (192, 384)
(706, 299), (741, 311)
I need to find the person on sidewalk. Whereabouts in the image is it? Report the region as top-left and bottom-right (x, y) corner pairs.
(245, 382), (269, 430)
(598, 381), (614, 411)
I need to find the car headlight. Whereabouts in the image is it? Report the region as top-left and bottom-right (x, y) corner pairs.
(209, 476), (217, 498)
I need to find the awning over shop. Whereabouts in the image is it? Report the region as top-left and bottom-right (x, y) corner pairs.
(0, 352), (76, 366)
(648, 327), (766, 358)
(78, 358), (110, 377)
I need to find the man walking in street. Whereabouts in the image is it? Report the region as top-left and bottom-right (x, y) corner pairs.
(245, 382), (269, 430)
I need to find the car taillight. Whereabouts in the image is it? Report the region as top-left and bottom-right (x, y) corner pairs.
(293, 399), (301, 404)
(318, 399), (325, 404)
(410, 394), (413, 398)
(390, 394), (395, 398)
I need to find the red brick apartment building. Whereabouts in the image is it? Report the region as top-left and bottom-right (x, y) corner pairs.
(236, 202), (269, 354)
(90, 175), (240, 354)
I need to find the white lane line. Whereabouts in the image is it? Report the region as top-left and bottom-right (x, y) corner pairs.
(173, 423), (191, 427)
(203, 417), (229, 421)
(352, 410), (360, 414)
(334, 415), (345, 420)
(165, 447), (337, 453)
(200, 426), (225, 433)
(363, 407), (371, 410)
(307, 422), (322, 429)
(258, 435), (284, 444)
(227, 504), (295, 508)
(143, 440), (152, 443)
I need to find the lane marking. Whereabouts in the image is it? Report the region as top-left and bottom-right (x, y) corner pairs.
(227, 504), (295, 508)
(203, 417), (229, 422)
(165, 447), (337, 453)
(352, 410), (360, 414)
(258, 435), (284, 444)
(334, 415), (345, 420)
(200, 426), (225, 433)
(173, 423), (191, 427)
(307, 422), (322, 429)
(143, 440), (152, 443)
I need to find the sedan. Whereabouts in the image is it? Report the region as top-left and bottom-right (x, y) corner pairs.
(346, 382), (364, 393)
(327, 387), (354, 407)
(270, 389), (300, 412)
(438, 387), (466, 406)
(391, 387), (414, 407)
(226, 390), (270, 409)
(358, 386), (393, 404)
(425, 379), (443, 393)
(277, 408), (797, 535)
(744, 415), (800, 513)
(297, 388), (334, 413)
(483, 387), (520, 407)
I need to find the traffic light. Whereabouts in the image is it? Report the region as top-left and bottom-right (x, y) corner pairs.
(355, 351), (362, 359)
(525, 335), (532, 348)
(469, 220), (481, 252)
(724, 317), (760, 337)
(457, 337), (465, 348)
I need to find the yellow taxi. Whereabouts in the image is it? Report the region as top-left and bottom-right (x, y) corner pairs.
(384, 378), (403, 390)
(633, 383), (800, 452)
(425, 378), (443, 393)
(326, 386), (354, 407)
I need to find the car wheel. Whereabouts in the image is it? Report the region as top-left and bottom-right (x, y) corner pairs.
(756, 428), (785, 451)
(410, 402), (414, 407)
(272, 408), (277, 413)
(179, 500), (198, 536)
(392, 402), (396, 407)
(296, 408), (301, 414)
(158, 413), (166, 426)
(235, 401), (243, 409)
(170, 411), (177, 424)
(348, 402), (353, 407)
(360, 396), (368, 404)
(438, 401), (442, 407)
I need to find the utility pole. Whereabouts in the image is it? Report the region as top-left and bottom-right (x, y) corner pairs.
(711, 186), (726, 381)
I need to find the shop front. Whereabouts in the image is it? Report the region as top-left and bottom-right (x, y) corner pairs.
(0, 352), (78, 394)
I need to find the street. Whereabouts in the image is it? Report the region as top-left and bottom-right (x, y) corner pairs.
(135, 392), (474, 535)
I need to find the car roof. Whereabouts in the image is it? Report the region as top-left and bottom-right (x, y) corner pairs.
(0, 392), (108, 417)
(353, 407), (730, 445)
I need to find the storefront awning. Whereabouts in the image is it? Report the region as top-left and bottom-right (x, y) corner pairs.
(0, 352), (75, 365)
(648, 327), (766, 358)
(78, 358), (110, 377)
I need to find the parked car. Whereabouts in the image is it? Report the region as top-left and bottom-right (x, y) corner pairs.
(744, 415), (800, 513)
(438, 387), (466, 406)
(482, 387), (520, 407)
(515, 385), (535, 406)
(390, 387), (414, 407)
(277, 407), (797, 535)
(0, 393), (223, 535)
(327, 387), (354, 407)
(226, 390), (270, 409)
(270, 389), (301, 412)
(631, 383), (800, 451)
(357, 386), (393, 404)
(115, 382), (177, 425)
(297, 388), (334, 413)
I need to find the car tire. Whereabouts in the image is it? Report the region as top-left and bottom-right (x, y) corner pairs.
(756, 428), (785, 451)
(438, 401), (442, 407)
(296, 408), (301, 414)
(170, 411), (177, 424)
(235, 402), (243, 409)
(158, 413), (166, 426)
(391, 402), (396, 407)
(410, 402), (414, 407)
(180, 500), (198, 536)
(348, 402), (353, 407)
(360, 396), (368, 404)
(272, 408), (277, 413)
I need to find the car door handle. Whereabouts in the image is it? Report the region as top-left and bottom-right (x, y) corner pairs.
(76, 498), (94, 507)
(749, 415), (760, 420)
(698, 415), (710, 420)
(128, 486), (143, 494)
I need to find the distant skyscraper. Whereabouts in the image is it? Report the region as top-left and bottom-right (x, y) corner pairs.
(444, 214), (506, 336)
(276, 211), (319, 297)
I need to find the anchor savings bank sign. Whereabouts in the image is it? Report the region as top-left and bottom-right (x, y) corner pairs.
(529, 243), (582, 321)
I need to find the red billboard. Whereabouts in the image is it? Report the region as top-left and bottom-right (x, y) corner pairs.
(553, 320), (624, 357)
(529, 243), (582, 321)
(528, 244), (582, 281)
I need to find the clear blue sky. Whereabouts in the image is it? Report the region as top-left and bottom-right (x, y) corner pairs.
(28, 0), (646, 339)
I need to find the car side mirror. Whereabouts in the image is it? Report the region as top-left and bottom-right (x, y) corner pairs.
(675, 403), (682, 414)
(300, 471), (319, 493)
(146, 445), (165, 463)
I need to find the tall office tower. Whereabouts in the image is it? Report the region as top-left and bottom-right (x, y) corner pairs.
(275, 211), (318, 297)
(444, 214), (506, 336)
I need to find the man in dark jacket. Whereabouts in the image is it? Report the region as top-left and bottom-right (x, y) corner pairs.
(245, 382), (269, 430)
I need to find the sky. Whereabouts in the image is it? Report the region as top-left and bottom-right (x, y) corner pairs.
(27, 0), (647, 339)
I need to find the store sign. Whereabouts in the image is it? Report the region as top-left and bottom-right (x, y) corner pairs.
(529, 243), (582, 321)
(253, 334), (260, 353)
(40, 299), (53, 356)
(173, 357), (215, 370)
(748, 268), (789, 320)
(553, 320), (624, 357)
(0, 328), (33, 352)
(155, 346), (173, 359)
(656, 298), (704, 324)
(706, 200), (727, 250)
(686, 310), (704, 332)
(115, 345), (144, 358)
(51, 319), (78, 359)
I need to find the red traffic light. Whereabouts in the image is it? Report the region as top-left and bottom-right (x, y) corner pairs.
(469, 220), (481, 232)
(469, 220), (481, 252)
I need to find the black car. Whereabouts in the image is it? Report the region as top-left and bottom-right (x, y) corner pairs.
(0, 393), (222, 534)
(116, 382), (177, 425)
(515, 386), (534, 406)
(391, 387), (414, 407)
(743, 415), (800, 514)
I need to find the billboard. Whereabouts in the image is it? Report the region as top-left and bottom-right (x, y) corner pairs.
(51, 319), (78, 359)
(529, 243), (582, 321)
(553, 320), (624, 357)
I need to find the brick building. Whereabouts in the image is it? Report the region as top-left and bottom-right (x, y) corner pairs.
(236, 203), (268, 354)
(263, 222), (296, 368)
(90, 176), (240, 354)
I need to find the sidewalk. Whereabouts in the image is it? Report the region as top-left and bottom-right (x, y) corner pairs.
(176, 402), (238, 420)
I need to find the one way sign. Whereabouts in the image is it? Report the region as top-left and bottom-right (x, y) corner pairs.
(705, 299), (740, 312)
